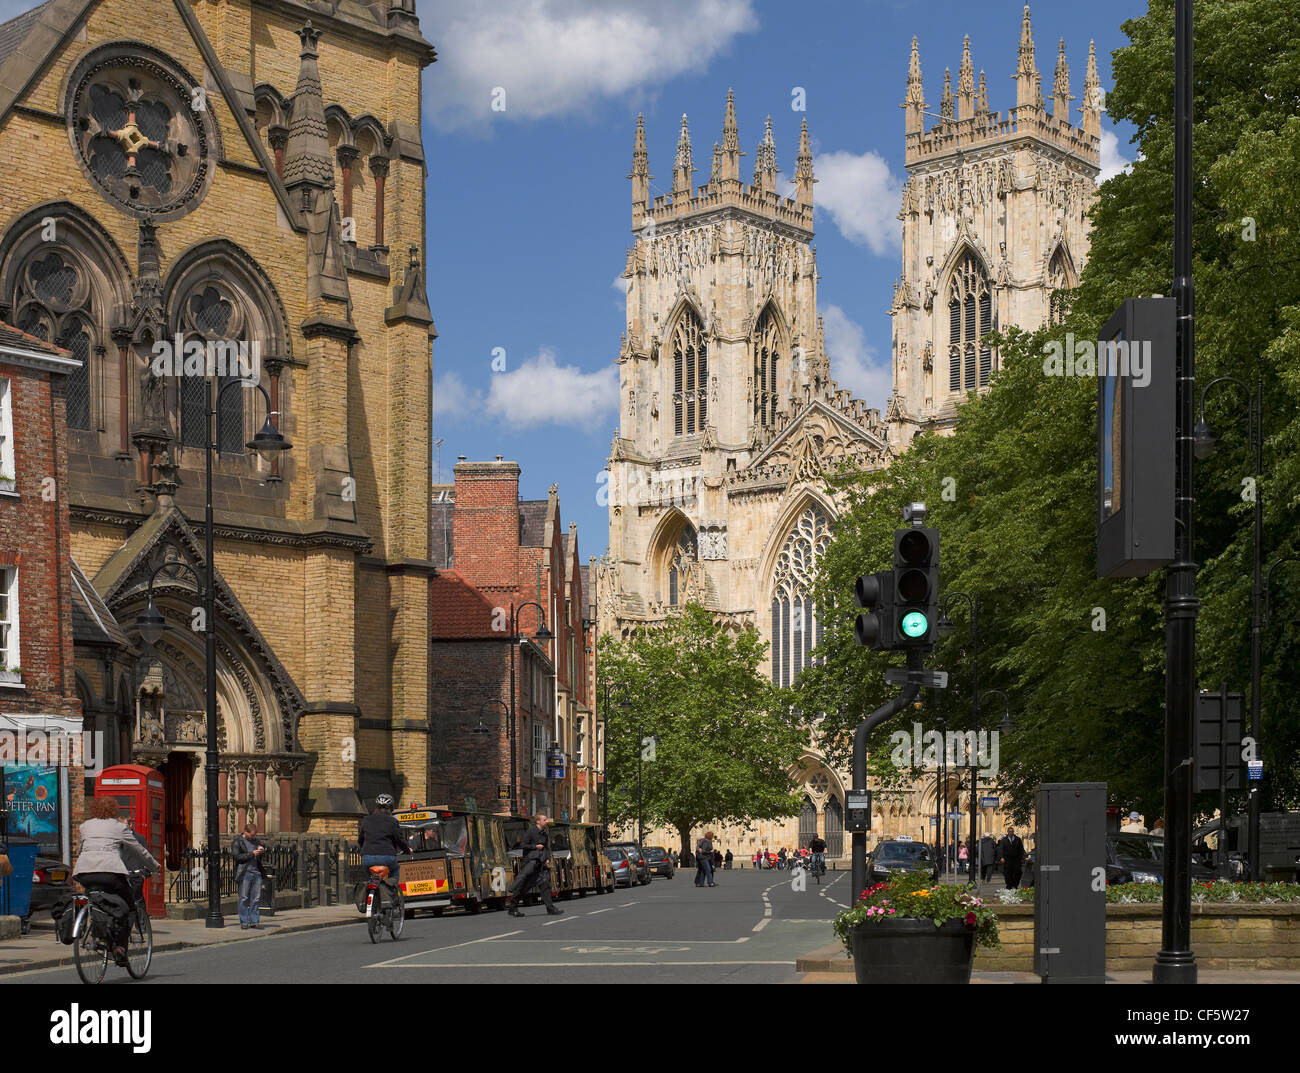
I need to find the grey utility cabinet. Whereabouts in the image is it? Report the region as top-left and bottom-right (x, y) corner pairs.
(1034, 782), (1107, 984)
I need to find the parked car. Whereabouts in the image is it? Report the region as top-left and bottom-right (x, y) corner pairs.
(607, 842), (652, 885)
(1106, 834), (1218, 885)
(642, 846), (674, 879)
(29, 853), (74, 914)
(603, 847), (637, 889)
(867, 838), (938, 885)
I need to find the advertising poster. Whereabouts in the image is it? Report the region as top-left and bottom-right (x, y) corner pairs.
(2, 764), (62, 857)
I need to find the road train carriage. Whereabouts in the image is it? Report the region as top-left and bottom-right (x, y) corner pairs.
(394, 806), (614, 916)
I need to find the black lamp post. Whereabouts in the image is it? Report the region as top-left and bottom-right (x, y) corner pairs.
(937, 591), (980, 887)
(508, 602), (552, 816)
(136, 379), (289, 929)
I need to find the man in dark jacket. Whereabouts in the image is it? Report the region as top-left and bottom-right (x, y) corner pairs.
(997, 825), (1026, 889)
(979, 834), (997, 882)
(507, 813), (562, 917)
(231, 823), (266, 930)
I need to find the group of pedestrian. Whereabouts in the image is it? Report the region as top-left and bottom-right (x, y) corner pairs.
(694, 831), (718, 887)
(926, 826), (1028, 887)
(749, 847), (810, 869)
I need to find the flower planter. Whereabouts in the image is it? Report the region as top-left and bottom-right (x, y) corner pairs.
(850, 917), (976, 984)
(0, 669), (21, 686)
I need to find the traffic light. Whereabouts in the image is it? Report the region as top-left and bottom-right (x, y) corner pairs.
(893, 526), (940, 646)
(854, 570), (895, 650)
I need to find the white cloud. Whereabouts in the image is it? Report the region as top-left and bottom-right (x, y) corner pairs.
(813, 150), (904, 256)
(485, 347), (618, 430)
(433, 370), (483, 423)
(420, 0), (758, 131)
(1098, 128), (1135, 183)
(821, 304), (891, 410)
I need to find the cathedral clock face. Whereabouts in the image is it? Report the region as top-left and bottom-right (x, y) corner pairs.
(65, 48), (217, 221)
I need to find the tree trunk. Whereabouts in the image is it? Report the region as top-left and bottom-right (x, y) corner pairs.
(676, 822), (693, 868)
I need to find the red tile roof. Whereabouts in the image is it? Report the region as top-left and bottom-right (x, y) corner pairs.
(430, 569), (511, 639)
(0, 319), (71, 357)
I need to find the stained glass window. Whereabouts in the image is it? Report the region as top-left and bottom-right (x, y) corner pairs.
(948, 253), (993, 393)
(672, 310), (707, 436)
(770, 504), (832, 688)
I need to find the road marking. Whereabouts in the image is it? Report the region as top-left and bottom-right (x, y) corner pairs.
(586, 908), (614, 915)
(374, 961), (796, 969)
(542, 914), (578, 926)
(752, 917), (770, 933)
(366, 929), (523, 968)
(818, 871), (850, 909)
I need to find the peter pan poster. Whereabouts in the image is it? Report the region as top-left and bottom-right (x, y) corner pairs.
(3, 765), (61, 856)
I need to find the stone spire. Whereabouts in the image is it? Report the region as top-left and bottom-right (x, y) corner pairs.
(903, 35), (925, 135)
(976, 70), (989, 117)
(1082, 40), (1101, 139)
(282, 22), (333, 191)
(720, 88), (743, 183)
(795, 117), (815, 210)
(1053, 39), (1072, 121)
(672, 113), (694, 199)
(711, 141), (721, 186)
(1015, 4), (1037, 111)
(629, 113), (651, 213)
(958, 35), (975, 121)
(752, 115), (778, 195)
(940, 67), (954, 121)
(1035, 72), (1045, 113)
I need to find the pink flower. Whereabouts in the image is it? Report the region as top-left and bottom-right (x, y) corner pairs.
(965, 912), (977, 927)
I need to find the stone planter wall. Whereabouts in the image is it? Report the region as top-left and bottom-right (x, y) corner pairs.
(973, 904), (1300, 972)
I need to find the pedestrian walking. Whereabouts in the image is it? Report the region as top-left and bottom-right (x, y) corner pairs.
(979, 833), (996, 882)
(724, 849), (733, 870)
(752, 851), (761, 870)
(713, 848), (723, 871)
(507, 813), (563, 917)
(958, 841), (969, 874)
(777, 847), (787, 870)
(695, 831), (716, 887)
(231, 822), (267, 930)
(998, 825), (1025, 889)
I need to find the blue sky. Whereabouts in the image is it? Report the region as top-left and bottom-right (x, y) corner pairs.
(417, 0), (1146, 560)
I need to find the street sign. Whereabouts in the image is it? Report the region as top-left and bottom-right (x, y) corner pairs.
(1248, 761), (1263, 781)
(1195, 688), (1243, 791)
(846, 791), (871, 832)
(463, 796), (477, 811)
(884, 668), (949, 688)
(947, 811), (964, 820)
(497, 784), (510, 800)
(981, 796), (1000, 808)
(929, 817), (938, 826)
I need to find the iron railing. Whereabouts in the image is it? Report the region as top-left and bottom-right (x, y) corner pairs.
(165, 836), (360, 904)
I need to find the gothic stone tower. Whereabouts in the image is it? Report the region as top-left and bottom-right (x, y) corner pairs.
(887, 6), (1101, 438)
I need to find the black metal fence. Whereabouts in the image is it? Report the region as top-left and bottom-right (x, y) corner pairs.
(166, 836), (359, 907)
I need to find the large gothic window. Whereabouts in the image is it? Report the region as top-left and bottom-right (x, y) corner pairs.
(798, 795), (817, 846)
(667, 525), (698, 607)
(672, 309), (707, 437)
(173, 284), (244, 453)
(947, 253), (993, 394)
(770, 504), (832, 688)
(13, 251), (95, 429)
(752, 307), (780, 429)
(1047, 249), (1071, 326)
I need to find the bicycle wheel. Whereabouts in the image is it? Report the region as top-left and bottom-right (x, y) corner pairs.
(367, 890), (382, 944)
(73, 909), (109, 985)
(126, 908), (153, 979)
(387, 893), (404, 940)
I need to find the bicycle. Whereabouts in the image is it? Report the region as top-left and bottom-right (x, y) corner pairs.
(810, 853), (827, 884)
(71, 870), (153, 984)
(362, 865), (404, 943)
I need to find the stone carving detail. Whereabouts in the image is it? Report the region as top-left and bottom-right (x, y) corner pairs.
(698, 525), (727, 560)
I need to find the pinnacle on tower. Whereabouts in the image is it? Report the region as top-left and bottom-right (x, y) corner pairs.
(940, 67), (954, 121)
(282, 22), (333, 191)
(903, 35), (925, 135)
(673, 113), (694, 200)
(1082, 39), (1102, 139)
(795, 117), (816, 210)
(752, 114), (779, 195)
(976, 70), (989, 117)
(628, 112), (652, 214)
(958, 34), (975, 121)
(1035, 72), (1045, 114)
(1015, 4), (1038, 111)
(720, 87), (743, 183)
(711, 141), (722, 186)
(1053, 38), (1072, 122)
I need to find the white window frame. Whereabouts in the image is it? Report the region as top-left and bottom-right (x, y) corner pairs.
(575, 716), (585, 767)
(0, 566), (19, 677)
(0, 379), (15, 494)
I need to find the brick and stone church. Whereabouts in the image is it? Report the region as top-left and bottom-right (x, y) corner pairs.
(0, 0), (435, 850)
(600, 7), (1101, 857)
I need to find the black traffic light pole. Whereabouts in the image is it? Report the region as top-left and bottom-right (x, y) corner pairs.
(1154, 0), (1197, 985)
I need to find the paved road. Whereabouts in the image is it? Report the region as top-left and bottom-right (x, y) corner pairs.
(3, 867), (849, 985)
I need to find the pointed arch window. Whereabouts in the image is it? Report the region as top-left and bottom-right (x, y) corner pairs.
(1047, 250), (1072, 326)
(798, 794), (817, 845)
(667, 524), (698, 607)
(752, 308), (780, 429)
(672, 309), (707, 436)
(770, 503), (832, 688)
(13, 251), (95, 430)
(173, 284), (244, 454)
(947, 253), (993, 394)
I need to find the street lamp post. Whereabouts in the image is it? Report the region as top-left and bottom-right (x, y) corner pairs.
(136, 380), (289, 929)
(938, 591), (979, 887)
(507, 603), (552, 817)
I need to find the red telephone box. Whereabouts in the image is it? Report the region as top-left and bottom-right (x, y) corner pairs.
(95, 764), (166, 918)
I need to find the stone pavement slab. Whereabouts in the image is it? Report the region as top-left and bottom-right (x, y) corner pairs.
(0, 903), (362, 976)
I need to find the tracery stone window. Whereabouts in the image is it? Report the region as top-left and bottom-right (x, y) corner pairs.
(13, 252), (94, 429)
(770, 503), (832, 688)
(672, 310), (707, 436)
(752, 307), (780, 429)
(173, 284), (244, 453)
(667, 525), (698, 607)
(1047, 249), (1071, 326)
(66, 48), (217, 221)
(947, 253), (993, 394)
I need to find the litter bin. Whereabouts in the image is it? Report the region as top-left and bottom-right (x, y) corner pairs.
(0, 835), (40, 926)
(258, 871), (276, 916)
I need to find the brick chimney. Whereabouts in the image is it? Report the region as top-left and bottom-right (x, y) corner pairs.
(451, 459), (520, 590)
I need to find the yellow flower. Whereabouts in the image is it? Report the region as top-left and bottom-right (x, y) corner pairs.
(916, 890), (930, 897)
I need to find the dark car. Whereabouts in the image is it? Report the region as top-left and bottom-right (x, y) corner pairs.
(29, 853), (74, 914)
(603, 847), (637, 888)
(607, 842), (652, 885)
(642, 846), (674, 879)
(1106, 834), (1217, 885)
(867, 838), (938, 885)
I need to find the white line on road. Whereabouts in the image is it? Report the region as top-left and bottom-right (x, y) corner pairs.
(586, 908), (614, 915)
(365, 929), (523, 968)
(542, 914), (578, 926)
(751, 917), (770, 933)
(376, 960), (795, 969)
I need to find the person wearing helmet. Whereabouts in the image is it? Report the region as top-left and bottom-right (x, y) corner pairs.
(358, 794), (410, 888)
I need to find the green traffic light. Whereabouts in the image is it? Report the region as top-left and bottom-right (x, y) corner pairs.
(900, 611), (929, 638)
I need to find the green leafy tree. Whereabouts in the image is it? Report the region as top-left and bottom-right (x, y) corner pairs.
(598, 604), (808, 856)
(798, 0), (1300, 822)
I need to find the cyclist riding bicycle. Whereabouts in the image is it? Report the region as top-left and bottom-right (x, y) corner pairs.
(808, 835), (827, 873)
(72, 797), (160, 966)
(358, 794), (410, 891)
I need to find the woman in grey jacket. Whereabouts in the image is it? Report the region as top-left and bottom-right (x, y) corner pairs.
(72, 797), (160, 960)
